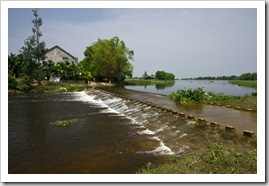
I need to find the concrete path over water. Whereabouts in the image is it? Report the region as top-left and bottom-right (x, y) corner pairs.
(99, 86), (257, 135)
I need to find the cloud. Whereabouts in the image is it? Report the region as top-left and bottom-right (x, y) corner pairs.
(9, 8), (257, 78)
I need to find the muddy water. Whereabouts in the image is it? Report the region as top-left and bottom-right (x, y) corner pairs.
(9, 89), (197, 174)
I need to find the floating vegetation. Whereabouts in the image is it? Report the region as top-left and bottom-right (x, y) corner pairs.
(52, 119), (77, 126)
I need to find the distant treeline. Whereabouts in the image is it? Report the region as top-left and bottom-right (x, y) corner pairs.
(183, 73), (257, 81)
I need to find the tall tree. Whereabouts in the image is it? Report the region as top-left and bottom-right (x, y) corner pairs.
(20, 8), (46, 83)
(82, 36), (134, 83)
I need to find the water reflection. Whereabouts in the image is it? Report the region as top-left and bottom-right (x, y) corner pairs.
(125, 80), (256, 96)
(155, 81), (175, 90)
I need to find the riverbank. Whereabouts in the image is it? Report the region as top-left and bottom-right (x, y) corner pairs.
(138, 140), (256, 174)
(124, 78), (175, 85)
(169, 88), (257, 112)
(8, 81), (116, 95)
(228, 80), (257, 89)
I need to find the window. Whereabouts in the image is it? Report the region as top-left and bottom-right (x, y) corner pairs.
(63, 57), (68, 62)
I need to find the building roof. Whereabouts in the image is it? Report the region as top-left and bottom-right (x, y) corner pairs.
(45, 45), (77, 60)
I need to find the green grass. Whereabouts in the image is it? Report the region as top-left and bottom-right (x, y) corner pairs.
(137, 142), (256, 174)
(208, 93), (257, 111)
(30, 83), (87, 93)
(228, 80), (257, 89)
(124, 79), (175, 85)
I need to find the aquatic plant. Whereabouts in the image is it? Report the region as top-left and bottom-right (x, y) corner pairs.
(169, 87), (206, 104)
(52, 119), (77, 126)
(169, 87), (256, 111)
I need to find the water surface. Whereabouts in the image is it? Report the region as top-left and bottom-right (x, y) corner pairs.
(9, 90), (191, 174)
(125, 80), (256, 96)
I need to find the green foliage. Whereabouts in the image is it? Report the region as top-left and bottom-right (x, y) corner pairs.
(42, 60), (55, 80)
(8, 74), (18, 89)
(194, 75), (238, 80)
(52, 119), (77, 126)
(137, 142), (256, 174)
(82, 36), (134, 83)
(19, 9), (46, 83)
(17, 75), (33, 92)
(155, 81), (175, 90)
(142, 71), (152, 79)
(155, 70), (175, 80)
(8, 53), (24, 78)
(169, 87), (256, 111)
(228, 80), (257, 89)
(124, 79), (174, 86)
(187, 73), (257, 81)
(169, 87), (206, 103)
(239, 73), (257, 80)
(208, 92), (240, 102)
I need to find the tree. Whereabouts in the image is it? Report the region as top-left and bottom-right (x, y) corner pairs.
(155, 70), (166, 80)
(239, 73), (257, 80)
(82, 36), (134, 83)
(8, 53), (24, 78)
(20, 8), (46, 84)
(155, 70), (175, 80)
(42, 60), (55, 81)
(142, 71), (151, 79)
(55, 61), (70, 81)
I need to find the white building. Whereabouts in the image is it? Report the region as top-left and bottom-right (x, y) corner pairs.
(45, 45), (78, 64)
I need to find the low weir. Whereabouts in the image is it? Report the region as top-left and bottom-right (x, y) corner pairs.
(97, 86), (257, 137)
(83, 88), (256, 156)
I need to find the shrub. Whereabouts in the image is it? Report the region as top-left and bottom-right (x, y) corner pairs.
(8, 74), (18, 89)
(169, 87), (206, 104)
(17, 75), (33, 92)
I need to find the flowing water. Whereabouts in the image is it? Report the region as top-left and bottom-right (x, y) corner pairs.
(9, 89), (195, 174)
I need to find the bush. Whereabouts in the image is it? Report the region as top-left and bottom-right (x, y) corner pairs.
(8, 74), (18, 89)
(17, 76), (33, 92)
(169, 87), (206, 103)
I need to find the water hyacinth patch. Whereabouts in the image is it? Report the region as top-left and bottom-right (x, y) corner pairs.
(52, 119), (77, 126)
(169, 87), (206, 104)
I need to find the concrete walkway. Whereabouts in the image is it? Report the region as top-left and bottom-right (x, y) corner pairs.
(98, 86), (257, 135)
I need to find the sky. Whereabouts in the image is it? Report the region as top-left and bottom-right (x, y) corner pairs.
(8, 8), (257, 78)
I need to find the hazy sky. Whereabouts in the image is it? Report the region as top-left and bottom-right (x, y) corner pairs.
(8, 8), (257, 78)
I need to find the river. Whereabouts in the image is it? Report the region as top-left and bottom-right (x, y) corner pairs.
(9, 89), (194, 174)
(124, 80), (256, 96)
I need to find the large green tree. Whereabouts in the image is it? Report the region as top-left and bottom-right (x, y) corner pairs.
(20, 8), (46, 84)
(82, 36), (134, 83)
(155, 70), (175, 80)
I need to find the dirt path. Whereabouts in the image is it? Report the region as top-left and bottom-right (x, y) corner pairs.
(98, 86), (257, 135)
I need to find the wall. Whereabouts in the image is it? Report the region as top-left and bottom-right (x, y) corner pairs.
(45, 47), (77, 64)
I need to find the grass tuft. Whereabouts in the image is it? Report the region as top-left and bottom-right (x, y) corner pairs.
(137, 142), (256, 174)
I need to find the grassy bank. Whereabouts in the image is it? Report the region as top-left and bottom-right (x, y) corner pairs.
(208, 93), (257, 111)
(124, 78), (175, 85)
(8, 82), (88, 95)
(169, 88), (257, 111)
(137, 142), (256, 174)
(137, 117), (257, 174)
(228, 80), (257, 89)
